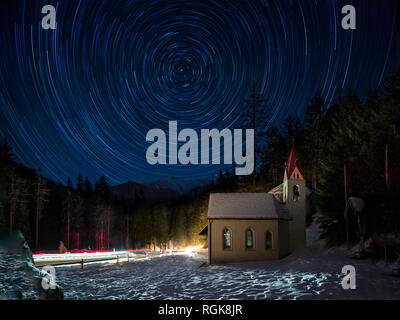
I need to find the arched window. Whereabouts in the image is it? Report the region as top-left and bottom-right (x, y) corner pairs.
(293, 184), (300, 202)
(223, 228), (232, 249)
(245, 229), (254, 249)
(266, 231), (273, 249)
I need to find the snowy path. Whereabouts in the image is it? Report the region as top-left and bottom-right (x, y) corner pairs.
(54, 248), (400, 300)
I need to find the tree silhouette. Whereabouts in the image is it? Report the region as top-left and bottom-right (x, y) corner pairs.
(241, 86), (270, 184)
(8, 171), (29, 234)
(0, 137), (15, 162)
(34, 169), (49, 249)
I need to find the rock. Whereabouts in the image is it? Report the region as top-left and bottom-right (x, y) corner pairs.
(0, 228), (64, 300)
(34, 278), (64, 300)
(58, 241), (67, 253)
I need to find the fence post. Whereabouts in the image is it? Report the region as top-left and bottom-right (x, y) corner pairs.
(80, 259), (84, 269)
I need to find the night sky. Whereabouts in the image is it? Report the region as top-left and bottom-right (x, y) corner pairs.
(0, 0), (397, 186)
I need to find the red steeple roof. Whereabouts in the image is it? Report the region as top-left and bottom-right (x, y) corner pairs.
(286, 146), (304, 179)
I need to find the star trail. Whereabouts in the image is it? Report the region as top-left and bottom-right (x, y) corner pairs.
(0, 0), (397, 185)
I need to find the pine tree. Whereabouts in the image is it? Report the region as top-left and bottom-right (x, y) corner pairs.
(63, 178), (84, 249)
(8, 172), (30, 234)
(76, 173), (84, 193)
(0, 137), (15, 161)
(34, 169), (49, 249)
(260, 126), (287, 189)
(63, 178), (74, 248)
(93, 176), (112, 250)
(241, 86), (270, 181)
(305, 93), (327, 189)
(83, 177), (93, 197)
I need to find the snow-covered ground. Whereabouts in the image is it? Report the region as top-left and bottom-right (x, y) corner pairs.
(2, 222), (399, 300)
(53, 247), (400, 300)
(0, 251), (38, 300)
(52, 220), (400, 300)
(0, 231), (61, 300)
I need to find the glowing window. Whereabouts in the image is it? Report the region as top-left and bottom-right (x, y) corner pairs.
(223, 228), (231, 249)
(245, 229), (254, 249)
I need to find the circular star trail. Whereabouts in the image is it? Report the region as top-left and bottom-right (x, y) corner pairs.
(0, 0), (397, 185)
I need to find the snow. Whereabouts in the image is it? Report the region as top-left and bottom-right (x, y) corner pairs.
(306, 214), (327, 249)
(53, 248), (400, 300)
(0, 250), (38, 300)
(32, 250), (151, 266)
(0, 231), (60, 300)
(348, 197), (365, 212)
(2, 223), (400, 300)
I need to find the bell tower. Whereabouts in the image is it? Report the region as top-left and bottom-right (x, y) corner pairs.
(283, 146), (306, 251)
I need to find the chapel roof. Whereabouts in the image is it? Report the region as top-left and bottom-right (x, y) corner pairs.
(207, 193), (290, 220)
(286, 146), (305, 179)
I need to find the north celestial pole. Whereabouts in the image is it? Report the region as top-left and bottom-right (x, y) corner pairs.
(0, 0), (397, 185)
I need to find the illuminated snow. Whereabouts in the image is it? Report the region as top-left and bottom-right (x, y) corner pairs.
(2, 222), (399, 300)
(52, 249), (400, 300)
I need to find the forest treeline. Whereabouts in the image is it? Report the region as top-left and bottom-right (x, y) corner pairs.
(0, 137), (236, 251)
(257, 72), (400, 246)
(0, 71), (399, 251)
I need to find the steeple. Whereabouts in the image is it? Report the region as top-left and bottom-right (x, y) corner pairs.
(282, 145), (307, 252)
(285, 146), (304, 180)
